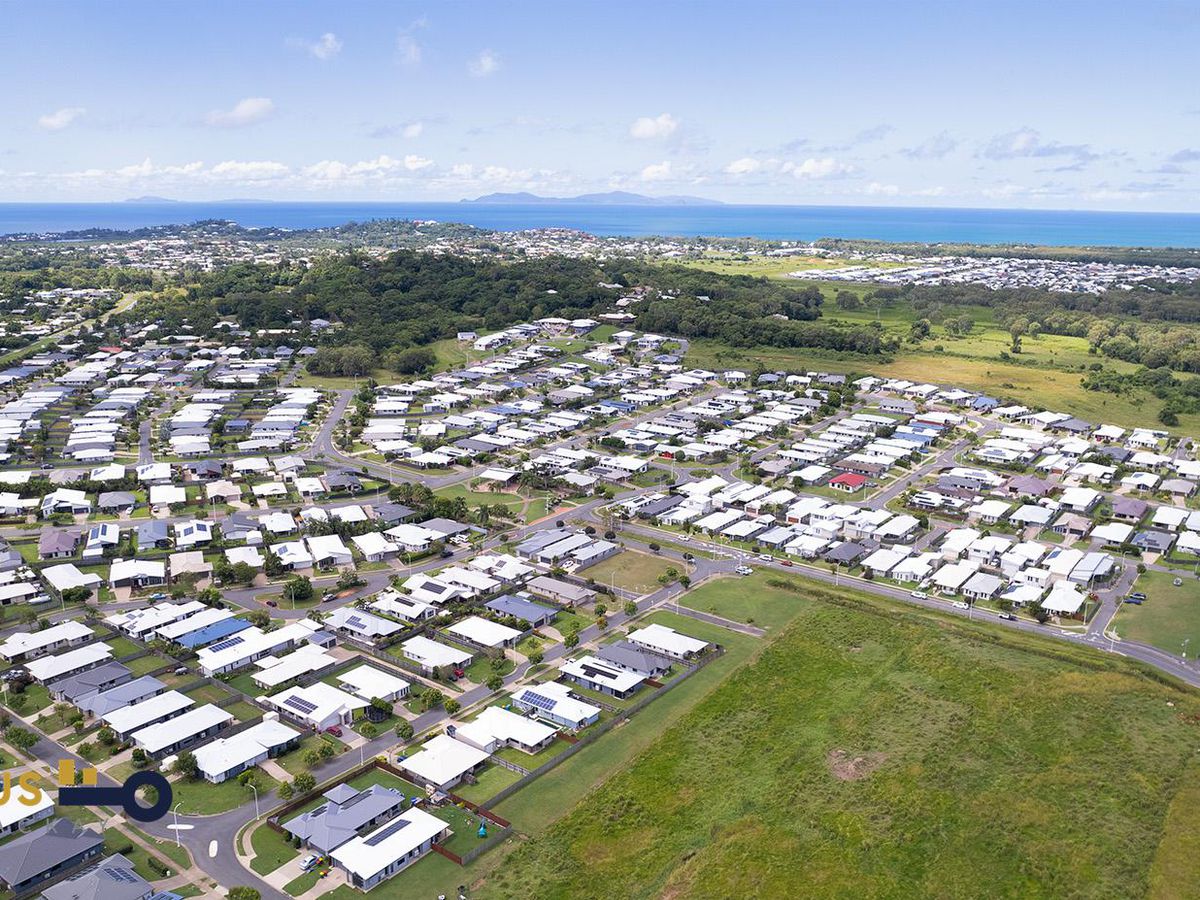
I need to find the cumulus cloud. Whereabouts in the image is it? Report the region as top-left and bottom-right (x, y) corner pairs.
(640, 161), (673, 182)
(901, 131), (958, 160)
(468, 49), (500, 77)
(1168, 148), (1200, 163)
(289, 33), (342, 60)
(630, 113), (679, 141)
(981, 128), (1097, 163)
(38, 107), (85, 131)
(864, 182), (900, 196)
(205, 97), (275, 128)
(723, 157), (762, 175)
(367, 120), (425, 140)
(209, 160), (290, 179)
(787, 157), (855, 179)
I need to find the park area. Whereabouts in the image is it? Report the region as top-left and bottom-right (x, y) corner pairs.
(1113, 569), (1200, 655)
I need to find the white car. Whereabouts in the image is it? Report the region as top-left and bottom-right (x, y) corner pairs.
(735, 565), (754, 576)
(758, 554), (772, 562)
(300, 854), (320, 872)
(952, 601), (970, 610)
(910, 590), (928, 600)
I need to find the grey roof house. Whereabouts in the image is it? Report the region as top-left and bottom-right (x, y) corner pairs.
(283, 784), (409, 854)
(0, 819), (104, 895)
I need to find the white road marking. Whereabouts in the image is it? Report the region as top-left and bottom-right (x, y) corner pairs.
(209, 840), (218, 858)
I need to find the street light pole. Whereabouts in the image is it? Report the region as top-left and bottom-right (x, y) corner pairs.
(172, 802), (183, 846)
(248, 782), (260, 820)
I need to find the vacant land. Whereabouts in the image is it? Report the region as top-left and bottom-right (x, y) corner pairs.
(678, 570), (810, 631)
(481, 579), (1200, 898)
(584, 550), (682, 594)
(1113, 569), (1200, 655)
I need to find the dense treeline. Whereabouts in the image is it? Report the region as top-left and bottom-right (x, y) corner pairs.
(117, 250), (901, 368)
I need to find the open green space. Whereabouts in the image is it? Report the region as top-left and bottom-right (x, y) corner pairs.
(171, 768), (278, 815)
(104, 635), (143, 658)
(676, 570), (811, 631)
(284, 869), (323, 895)
(1112, 569), (1200, 656)
(185, 682), (235, 705)
(478, 579), (1200, 898)
(454, 763), (524, 805)
(124, 654), (168, 675)
(225, 699), (265, 722)
(582, 550), (683, 595)
(104, 828), (179, 881)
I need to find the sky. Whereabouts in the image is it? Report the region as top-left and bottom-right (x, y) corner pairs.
(1, 0), (1198, 211)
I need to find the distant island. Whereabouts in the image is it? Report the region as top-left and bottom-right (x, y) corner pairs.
(464, 190), (724, 206)
(123, 195), (178, 204)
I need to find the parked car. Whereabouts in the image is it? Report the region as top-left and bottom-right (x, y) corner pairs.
(952, 601), (970, 610)
(735, 565), (753, 576)
(440, 549), (454, 558)
(1124, 596), (1143, 605)
(998, 612), (1017, 621)
(780, 560), (793, 567)
(300, 854), (320, 872)
(1129, 592), (1147, 601)
(758, 554), (772, 562)
(173, 666), (189, 675)
(910, 590), (928, 600)
(325, 726), (343, 737)
(453, 667), (465, 679)
(266, 600), (277, 608)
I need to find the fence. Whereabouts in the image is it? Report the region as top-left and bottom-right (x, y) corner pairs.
(481, 646), (725, 808)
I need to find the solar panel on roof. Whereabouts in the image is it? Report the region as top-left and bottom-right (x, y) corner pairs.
(520, 690), (557, 711)
(206, 634), (245, 653)
(106, 867), (140, 884)
(364, 818), (411, 846)
(283, 695), (318, 714)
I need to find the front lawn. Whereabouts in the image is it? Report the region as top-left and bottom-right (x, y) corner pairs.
(249, 821), (297, 875)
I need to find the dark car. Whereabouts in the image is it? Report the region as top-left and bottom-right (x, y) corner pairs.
(1128, 592), (1147, 601)
(439, 549), (454, 558)
(781, 560), (794, 567)
(266, 600), (277, 608)
(325, 725), (343, 737)
(1124, 596), (1143, 605)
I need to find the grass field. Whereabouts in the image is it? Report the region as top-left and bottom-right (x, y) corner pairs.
(250, 821), (296, 875)
(434, 483), (552, 523)
(583, 551), (683, 595)
(683, 324), (1200, 435)
(475, 578), (1200, 898)
(678, 570), (812, 631)
(172, 768), (278, 815)
(1112, 569), (1200, 655)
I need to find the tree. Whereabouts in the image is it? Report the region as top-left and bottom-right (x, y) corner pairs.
(444, 698), (461, 715)
(1032, 603), (1051, 624)
(997, 597), (1014, 613)
(228, 889), (261, 900)
(173, 750), (198, 780)
(237, 769), (257, 789)
(835, 290), (861, 311)
(61, 586), (92, 605)
(563, 631), (579, 649)
(420, 687), (444, 711)
(97, 726), (116, 746)
(369, 697), (391, 714)
(277, 781), (294, 801)
(486, 674), (503, 691)
(359, 723), (378, 739)
(623, 600), (637, 616)
(4, 727), (36, 752)
(282, 576), (314, 605)
(594, 602), (608, 617)
(527, 648), (544, 665)
(395, 719), (414, 741)
(679, 575), (691, 588)
(293, 773), (316, 794)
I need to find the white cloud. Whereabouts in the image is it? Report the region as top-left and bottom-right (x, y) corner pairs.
(396, 16), (427, 66)
(981, 128), (1097, 163)
(205, 97), (275, 128)
(864, 181), (900, 196)
(901, 132), (958, 160)
(630, 113), (679, 141)
(723, 157), (762, 175)
(468, 49), (500, 77)
(209, 160), (290, 180)
(402, 121), (424, 139)
(294, 32), (342, 60)
(640, 161), (673, 182)
(38, 107), (85, 131)
(913, 185), (947, 197)
(787, 157), (855, 179)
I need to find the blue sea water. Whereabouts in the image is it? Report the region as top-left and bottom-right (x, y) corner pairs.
(1, 201), (1200, 247)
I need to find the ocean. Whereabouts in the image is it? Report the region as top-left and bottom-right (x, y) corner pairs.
(2, 201), (1200, 248)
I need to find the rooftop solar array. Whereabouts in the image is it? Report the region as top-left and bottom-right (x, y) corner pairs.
(364, 818), (411, 846)
(283, 695), (318, 714)
(106, 867), (141, 884)
(206, 634), (246, 653)
(519, 690), (557, 711)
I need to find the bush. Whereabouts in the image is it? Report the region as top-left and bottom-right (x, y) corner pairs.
(444, 699), (461, 715)
(293, 773), (316, 794)
(148, 856), (169, 876)
(395, 720), (414, 741)
(359, 723), (378, 739)
(277, 781), (294, 801)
